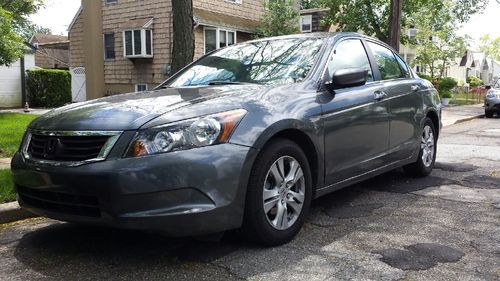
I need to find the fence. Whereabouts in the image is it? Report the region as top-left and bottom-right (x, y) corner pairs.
(451, 86), (487, 105)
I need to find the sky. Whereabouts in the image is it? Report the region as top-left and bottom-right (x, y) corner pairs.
(29, 0), (81, 36)
(30, 0), (500, 46)
(457, 0), (500, 49)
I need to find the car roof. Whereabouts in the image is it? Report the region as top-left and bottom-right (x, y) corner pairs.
(244, 32), (388, 48)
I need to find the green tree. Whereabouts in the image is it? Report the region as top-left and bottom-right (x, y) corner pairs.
(410, 0), (468, 79)
(300, 0), (323, 9)
(319, 0), (487, 43)
(467, 75), (483, 87)
(21, 23), (51, 41)
(0, 0), (44, 66)
(255, 0), (299, 38)
(479, 34), (500, 61)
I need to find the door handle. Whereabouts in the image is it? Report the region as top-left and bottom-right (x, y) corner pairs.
(374, 91), (388, 101)
(411, 85), (420, 92)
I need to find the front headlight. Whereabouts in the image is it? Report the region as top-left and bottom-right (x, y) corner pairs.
(486, 91), (500, 99)
(125, 109), (247, 157)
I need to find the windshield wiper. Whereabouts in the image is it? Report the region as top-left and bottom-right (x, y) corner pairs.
(207, 81), (245, 86)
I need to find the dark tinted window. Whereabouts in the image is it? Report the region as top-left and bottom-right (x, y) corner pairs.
(395, 55), (410, 78)
(368, 42), (404, 80)
(327, 39), (373, 82)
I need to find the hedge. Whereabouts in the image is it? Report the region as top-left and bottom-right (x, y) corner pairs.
(438, 77), (458, 92)
(26, 69), (71, 108)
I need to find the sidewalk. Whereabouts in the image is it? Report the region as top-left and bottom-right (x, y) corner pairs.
(0, 158), (10, 170)
(0, 108), (51, 115)
(441, 104), (484, 127)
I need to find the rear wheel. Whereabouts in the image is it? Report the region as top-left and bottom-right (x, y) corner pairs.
(403, 118), (437, 177)
(242, 139), (312, 246)
(485, 110), (493, 118)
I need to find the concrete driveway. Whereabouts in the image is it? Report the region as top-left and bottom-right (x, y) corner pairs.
(0, 117), (499, 281)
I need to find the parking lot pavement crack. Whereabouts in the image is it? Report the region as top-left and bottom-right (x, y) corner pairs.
(208, 261), (247, 281)
(434, 162), (478, 172)
(411, 184), (500, 205)
(373, 243), (464, 271)
(461, 175), (500, 189)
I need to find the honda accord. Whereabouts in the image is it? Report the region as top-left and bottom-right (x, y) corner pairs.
(12, 33), (441, 246)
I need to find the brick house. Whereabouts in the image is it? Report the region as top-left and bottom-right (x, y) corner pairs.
(29, 34), (70, 69)
(68, 0), (264, 101)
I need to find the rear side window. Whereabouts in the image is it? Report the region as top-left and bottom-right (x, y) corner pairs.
(367, 42), (404, 80)
(395, 55), (410, 78)
(327, 39), (373, 82)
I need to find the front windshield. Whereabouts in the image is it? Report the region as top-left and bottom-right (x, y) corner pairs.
(166, 37), (325, 87)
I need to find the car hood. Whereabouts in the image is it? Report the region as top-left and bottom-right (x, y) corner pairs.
(29, 85), (265, 131)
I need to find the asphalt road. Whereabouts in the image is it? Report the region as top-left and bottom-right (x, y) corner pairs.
(1, 117), (499, 281)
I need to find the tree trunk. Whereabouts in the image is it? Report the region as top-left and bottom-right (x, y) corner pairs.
(387, 0), (402, 52)
(430, 62), (434, 79)
(171, 0), (194, 74)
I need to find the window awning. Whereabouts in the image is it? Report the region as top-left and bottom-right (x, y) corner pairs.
(120, 17), (154, 29)
(193, 8), (259, 33)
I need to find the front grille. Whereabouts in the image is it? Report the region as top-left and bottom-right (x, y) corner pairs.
(17, 185), (101, 218)
(28, 134), (111, 162)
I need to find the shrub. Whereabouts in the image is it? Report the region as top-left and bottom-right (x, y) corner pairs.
(466, 76), (483, 87)
(26, 69), (71, 108)
(440, 90), (452, 99)
(439, 77), (458, 92)
(417, 73), (432, 81)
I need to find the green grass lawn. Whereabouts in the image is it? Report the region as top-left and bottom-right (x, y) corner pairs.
(0, 113), (38, 158)
(0, 169), (15, 203)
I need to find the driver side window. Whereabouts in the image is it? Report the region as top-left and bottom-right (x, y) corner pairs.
(327, 39), (374, 83)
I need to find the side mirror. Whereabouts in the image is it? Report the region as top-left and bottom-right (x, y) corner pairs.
(485, 85), (492, 90)
(326, 68), (368, 91)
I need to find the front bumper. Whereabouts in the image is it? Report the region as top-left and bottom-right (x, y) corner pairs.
(485, 97), (500, 112)
(11, 142), (257, 236)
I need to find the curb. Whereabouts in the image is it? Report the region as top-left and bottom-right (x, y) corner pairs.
(444, 114), (484, 127)
(0, 201), (37, 225)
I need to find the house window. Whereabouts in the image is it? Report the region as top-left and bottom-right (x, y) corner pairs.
(135, 84), (148, 92)
(104, 33), (115, 59)
(225, 0), (242, 3)
(105, 0), (117, 4)
(123, 29), (153, 58)
(204, 27), (237, 53)
(300, 15), (312, 33)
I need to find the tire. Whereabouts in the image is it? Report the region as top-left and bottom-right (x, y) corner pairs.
(403, 118), (437, 177)
(241, 138), (312, 246)
(485, 110), (493, 118)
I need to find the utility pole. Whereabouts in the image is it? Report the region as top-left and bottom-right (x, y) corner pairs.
(388, 0), (402, 52)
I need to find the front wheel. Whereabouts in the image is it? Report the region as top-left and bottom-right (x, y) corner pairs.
(485, 110), (493, 118)
(241, 139), (312, 246)
(403, 118), (437, 177)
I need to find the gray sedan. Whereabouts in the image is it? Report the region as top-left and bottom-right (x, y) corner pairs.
(11, 33), (441, 246)
(485, 78), (500, 118)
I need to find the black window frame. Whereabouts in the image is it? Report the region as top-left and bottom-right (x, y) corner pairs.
(365, 41), (406, 81)
(325, 38), (375, 84)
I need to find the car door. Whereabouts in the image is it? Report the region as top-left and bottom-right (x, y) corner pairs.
(365, 42), (421, 161)
(321, 38), (391, 185)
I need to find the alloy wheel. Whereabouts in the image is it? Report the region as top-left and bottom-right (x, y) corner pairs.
(263, 156), (305, 230)
(421, 125), (435, 167)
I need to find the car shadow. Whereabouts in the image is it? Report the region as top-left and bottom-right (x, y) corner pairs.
(12, 169), (450, 280)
